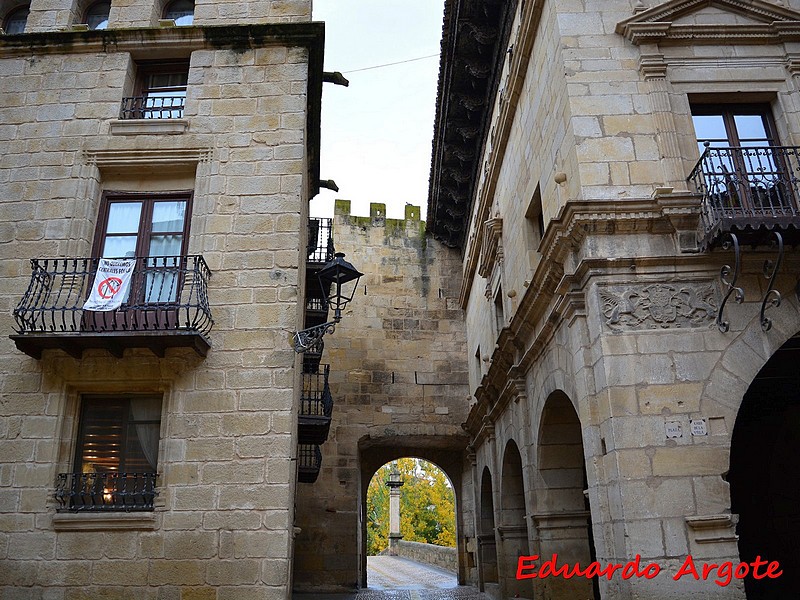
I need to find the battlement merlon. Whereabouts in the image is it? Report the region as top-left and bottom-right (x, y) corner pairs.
(333, 200), (426, 238)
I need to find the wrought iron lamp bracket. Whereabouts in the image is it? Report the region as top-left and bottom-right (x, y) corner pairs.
(293, 320), (337, 354)
(760, 231), (784, 332)
(718, 233), (745, 333)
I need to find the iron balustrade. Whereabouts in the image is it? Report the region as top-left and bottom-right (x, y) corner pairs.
(120, 95), (186, 119)
(300, 364), (333, 418)
(305, 296), (328, 313)
(298, 444), (322, 483)
(688, 144), (800, 247)
(13, 255), (212, 335)
(307, 218), (334, 263)
(55, 472), (157, 512)
(301, 338), (325, 374)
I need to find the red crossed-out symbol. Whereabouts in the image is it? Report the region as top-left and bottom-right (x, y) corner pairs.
(97, 277), (123, 299)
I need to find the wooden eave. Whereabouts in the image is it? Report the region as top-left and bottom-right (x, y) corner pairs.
(427, 0), (519, 249)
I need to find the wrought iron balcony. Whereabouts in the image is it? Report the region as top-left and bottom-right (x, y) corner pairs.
(55, 472), (157, 512)
(10, 255), (212, 359)
(307, 218), (334, 264)
(688, 144), (800, 248)
(301, 337), (325, 374)
(298, 364), (333, 444)
(120, 95), (186, 119)
(298, 444), (322, 483)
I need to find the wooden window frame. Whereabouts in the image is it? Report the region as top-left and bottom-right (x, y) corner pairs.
(690, 103), (780, 147)
(91, 190), (193, 261)
(3, 4), (29, 34)
(83, 0), (110, 30)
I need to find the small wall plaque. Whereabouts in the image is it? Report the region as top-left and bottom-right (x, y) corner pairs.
(665, 421), (683, 438)
(690, 419), (708, 436)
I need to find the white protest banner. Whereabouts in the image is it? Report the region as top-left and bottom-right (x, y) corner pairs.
(83, 258), (136, 311)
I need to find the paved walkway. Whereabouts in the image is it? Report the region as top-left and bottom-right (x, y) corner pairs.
(293, 555), (490, 600)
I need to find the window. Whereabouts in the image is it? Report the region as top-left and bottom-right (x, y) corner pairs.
(691, 103), (796, 213)
(84, 0), (110, 30)
(493, 285), (505, 334)
(691, 104), (779, 154)
(163, 0), (193, 25)
(121, 61), (189, 119)
(525, 184), (544, 252)
(3, 4), (29, 34)
(55, 395), (161, 511)
(93, 192), (192, 303)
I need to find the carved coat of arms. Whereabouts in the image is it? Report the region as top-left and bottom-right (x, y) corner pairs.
(600, 283), (717, 331)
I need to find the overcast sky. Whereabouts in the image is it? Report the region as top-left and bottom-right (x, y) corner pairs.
(310, 0), (445, 220)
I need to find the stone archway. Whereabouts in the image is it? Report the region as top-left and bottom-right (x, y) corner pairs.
(357, 435), (469, 589)
(478, 466), (499, 593)
(729, 334), (800, 599)
(500, 440), (532, 598)
(534, 391), (598, 600)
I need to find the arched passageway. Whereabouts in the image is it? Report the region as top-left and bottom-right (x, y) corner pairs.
(500, 440), (533, 598)
(535, 391), (598, 600)
(478, 467), (499, 592)
(730, 334), (800, 599)
(358, 438), (468, 590)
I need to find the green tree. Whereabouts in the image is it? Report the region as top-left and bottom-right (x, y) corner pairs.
(366, 458), (456, 555)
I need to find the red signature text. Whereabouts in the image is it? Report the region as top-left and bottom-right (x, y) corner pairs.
(516, 554), (659, 580)
(516, 554), (783, 586)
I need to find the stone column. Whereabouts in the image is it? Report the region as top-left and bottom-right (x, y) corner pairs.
(386, 467), (404, 555)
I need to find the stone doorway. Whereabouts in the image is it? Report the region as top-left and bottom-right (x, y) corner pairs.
(729, 334), (800, 599)
(358, 437), (468, 590)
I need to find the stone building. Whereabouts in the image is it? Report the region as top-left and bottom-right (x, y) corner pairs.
(0, 0), (329, 597)
(426, 0), (800, 599)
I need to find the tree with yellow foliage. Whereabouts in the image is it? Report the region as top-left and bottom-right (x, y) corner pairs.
(366, 458), (456, 555)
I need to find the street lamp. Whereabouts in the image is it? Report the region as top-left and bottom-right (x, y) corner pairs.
(292, 252), (363, 353)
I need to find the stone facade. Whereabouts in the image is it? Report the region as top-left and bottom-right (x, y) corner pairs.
(292, 202), (472, 593)
(0, 1), (322, 597)
(429, 0), (800, 599)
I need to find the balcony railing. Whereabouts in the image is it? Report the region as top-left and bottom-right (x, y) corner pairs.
(298, 444), (322, 483)
(301, 337), (324, 374)
(307, 218), (334, 264)
(10, 255), (212, 358)
(299, 364), (333, 444)
(55, 472), (156, 512)
(120, 95), (186, 119)
(688, 144), (800, 248)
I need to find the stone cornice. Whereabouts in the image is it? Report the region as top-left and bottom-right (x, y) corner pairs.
(616, 0), (800, 45)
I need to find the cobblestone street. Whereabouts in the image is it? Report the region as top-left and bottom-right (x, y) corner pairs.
(293, 556), (490, 600)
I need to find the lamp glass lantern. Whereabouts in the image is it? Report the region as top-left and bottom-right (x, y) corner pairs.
(317, 252), (363, 322)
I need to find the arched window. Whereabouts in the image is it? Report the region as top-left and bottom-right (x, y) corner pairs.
(84, 1), (110, 30)
(163, 0), (193, 26)
(3, 4), (29, 34)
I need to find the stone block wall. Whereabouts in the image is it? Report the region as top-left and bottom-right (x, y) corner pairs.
(292, 201), (472, 593)
(0, 15), (317, 599)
